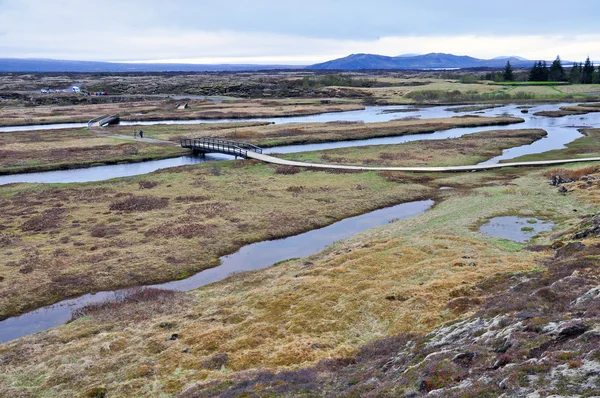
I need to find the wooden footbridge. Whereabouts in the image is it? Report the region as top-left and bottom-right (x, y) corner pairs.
(87, 114), (120, 128)
(180, 138), (263, 158)
(181, 137), (600, 172)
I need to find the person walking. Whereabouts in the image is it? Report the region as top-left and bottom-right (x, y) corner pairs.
(139, 130), (144, 139)
(133, 130), (137, 139)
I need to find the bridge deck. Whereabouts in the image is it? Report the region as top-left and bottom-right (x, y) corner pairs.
(181, 138), (263, 158)
(88, 114), (120, 128)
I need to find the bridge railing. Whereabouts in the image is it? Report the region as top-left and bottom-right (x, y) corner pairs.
(186, 137), (262, 154)
(180, 137), (263, 158)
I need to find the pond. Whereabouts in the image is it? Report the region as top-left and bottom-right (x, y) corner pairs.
(480, 216), (554, 243)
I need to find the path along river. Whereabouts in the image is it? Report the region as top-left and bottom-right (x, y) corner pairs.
(0, 103), (596, 184)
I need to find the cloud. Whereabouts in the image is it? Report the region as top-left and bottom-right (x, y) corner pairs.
(1, 0), (599, 63)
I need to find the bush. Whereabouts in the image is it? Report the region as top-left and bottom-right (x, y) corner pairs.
(138, 180), (158, 190)
(209, 164), (222, 176)
(21, 208), (65, 232)
(109, 195), (168, 212)
(275, 165), (301, 175)
(71, 288), (185, 321)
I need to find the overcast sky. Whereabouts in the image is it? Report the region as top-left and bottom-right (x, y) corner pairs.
(1, 0), (598, 64)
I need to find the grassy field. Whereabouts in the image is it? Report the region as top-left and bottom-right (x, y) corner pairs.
(0, 128), (187, 175)
(507, 128), (600, 162)
(0, 99), (363, 127)
(1, 161), (597, 396)
(282, 129), (547, 167)
(114, 115), (524, 147)
(0, 161), (437, 320)
(534, 102), (600, 117)
(490, 81), (571, 86)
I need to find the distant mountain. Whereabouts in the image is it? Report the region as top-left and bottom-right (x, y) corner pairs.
(0, 58), (301, 73)
(307, 53), (535, 70)
(493, 55), (528, 61)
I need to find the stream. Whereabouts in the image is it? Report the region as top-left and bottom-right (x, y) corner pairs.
(0, 103), (597, 185)
(0, 199), (434, 344)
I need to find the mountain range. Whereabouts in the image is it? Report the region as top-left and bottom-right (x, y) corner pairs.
(306, 53), (535, 70)
(0, 53), (540, 73)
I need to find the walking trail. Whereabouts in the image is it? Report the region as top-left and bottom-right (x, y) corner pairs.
(247, 152), (600, 172)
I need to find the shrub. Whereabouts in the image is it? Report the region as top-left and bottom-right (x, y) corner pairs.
(208, 164), (221, 176)
(71, 288), (184, 322)
(109, 196), (168, 212)
(286, 185), (305, 194)
(275, 165), (300, 175)
(138, 180), (158, 190)
(21, 208), (65, 232)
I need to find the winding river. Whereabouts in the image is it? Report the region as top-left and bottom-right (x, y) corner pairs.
(0, 199), (433, 344)
(0, 103), (596, 185)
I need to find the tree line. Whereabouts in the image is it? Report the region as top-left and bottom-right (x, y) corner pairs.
(501, 56), (599, 83)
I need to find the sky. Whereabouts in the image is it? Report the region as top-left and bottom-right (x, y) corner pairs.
(1, 0), (599, 64)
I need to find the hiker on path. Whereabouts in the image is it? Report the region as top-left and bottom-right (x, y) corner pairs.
(133, 130), (137, 139)
(139, 130), (144, 139)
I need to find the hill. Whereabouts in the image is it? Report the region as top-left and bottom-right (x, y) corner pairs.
(307, 52), (534, 70)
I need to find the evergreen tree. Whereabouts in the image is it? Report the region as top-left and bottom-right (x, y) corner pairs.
(529, 60), (549, 81)
(582, 56), (595, 84)
(541, 61), (550, 81)
(570, 62), (582, 83)
(529, 61), (540, 81)
(549, 56), (565, 81)
(503, 61), (514, 81)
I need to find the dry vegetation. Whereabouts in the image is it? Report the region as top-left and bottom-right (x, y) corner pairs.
(534, 102), (600, 117)
(0, 160), (436, 320)
(189, 166), (600, 397)
(0, 98), (363, 126)
(1, 163), (596, 397)
(112, 115), (524, 148)
(0, 115), (523, 174)
(283, 129), (547, 167)
(0, 128), (186, 174)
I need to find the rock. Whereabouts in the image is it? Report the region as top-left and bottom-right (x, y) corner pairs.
(452, 351), (476, 367)
(159, 322), (177, 330)
(551, 176), (574, 186)
(555, 242), (585, 259)
(572, 285), (600, 307)
(558, 186), (568, 193)
(498, 377), (511, 389)
(558, 323), (589, 338)
(168, 333), (179, 341)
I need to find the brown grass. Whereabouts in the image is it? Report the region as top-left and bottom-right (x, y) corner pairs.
(109, 195), (169, 212)
(71, 288), (188, 322)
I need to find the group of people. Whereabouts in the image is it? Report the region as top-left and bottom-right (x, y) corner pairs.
(133, 130), (144, 139)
